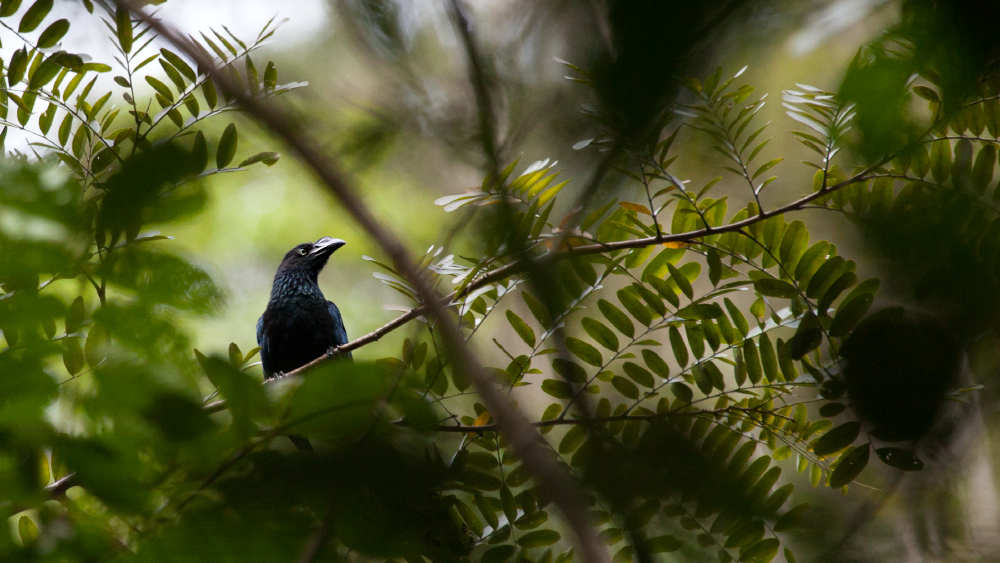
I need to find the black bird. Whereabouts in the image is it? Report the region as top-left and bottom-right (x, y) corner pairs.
(257, 236), (351, 380)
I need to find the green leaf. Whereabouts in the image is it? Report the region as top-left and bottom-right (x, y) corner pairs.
(160, 48), (196, 82)
(598, 299), (634, 338)
(830, 445), (869, 487)
(522, 291), (551, 329)
(203, 79), (218, 109)
(506, 310), (536, 348)
(238, 151), (281, 167)
(912, 85), (939, 102)
(693, 365), (712, 394)
(875, 447), (924, 471)
(264, 61), (277, 91)
(752, 158), (782, 180)
(552, 359), (587, 384)
(618, 288), (652, 326)
(482, 545), (516, 563)
(754, 278), (798, 299)
(29, 55), (61, 90)
(645, 535), (681, 553)
(645, 275), (680, 307)
(667, 262), (694, 299)
(743, 339), (762, 384)
(669, 326), (688, 368)
(37, 18), (68, 48)
(216, 123), (238, 168)
(930, 139), (952, 183)
(566, 337), (602, 367)
(758, 333), (778, 383)
(65, 295), (85, 334)
(725, 298), (749, 336)
(115, 6), (132, 53)
(500, 484), (518, 524)
(671, 381), (693, 404)
(642, 349), (669, 378)
(192, 131), (208, 172)
(812, 421), (861, 456)
(774, 503), (809, 532)
(973, 144), (996, 192)
(829, 293), (873, 337)
(517, 529), (561, 548)
(0, 0), (21, 18)
(542, 379), (572, 399)
(9, 47), (28, 85)
(779, 220), (809, 266)
(739, 538), (779, 563)
(622, 362), (654, 387)
(582, 317), (618, 351)
(145, 75), (174, 102)
(18, 0), (50, 32)
(455, 499), (483, 536)
(559, 425), (588, 454)
(805, 256), (846, 298)
(18, 515), (38, 545)
(707, 247), (722, 286)
(612, 375), (640, 399)
(84, 323), (108, 366)
(724, 521), (764, 548)
(476, 493), (499, 529)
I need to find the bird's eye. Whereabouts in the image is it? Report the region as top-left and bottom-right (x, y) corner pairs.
(298, 248), (308, 256)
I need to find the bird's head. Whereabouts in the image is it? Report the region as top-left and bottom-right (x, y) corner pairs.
(278, 236), (346, 275)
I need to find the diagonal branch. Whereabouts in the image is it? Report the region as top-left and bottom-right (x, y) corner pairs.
(117, 3), (609, 562)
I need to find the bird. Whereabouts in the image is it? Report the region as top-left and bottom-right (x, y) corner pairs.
(257, 236), (351, 380)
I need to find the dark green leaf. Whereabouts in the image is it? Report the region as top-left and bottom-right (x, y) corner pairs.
(506, 310), (536, 347)
(115, 6), (132, 53)
(542, 379), (573, 399)
(645, 535), (681, 553)
(754, 278), (798, 299)
(216, 123), (238, 168)
(517, 529), (561, 548)
(830, 445), (869, 488)
(238, 151), (281, 167)
(642, 349), (669, 378)
(612, 375), (639, 399)
(812, 421), (861, 456)
(582, 317), (618, 351)
(669, 326), (688, 368)
(875, 447), (924, 471)
(829, 293), (873, 337)
(598, 299), (634, 338)
(18, 0), (50, 32)
(37, 18), (68, 48)
(739, 538), (779, 563)
(774, 503), (809, 532)
(667, 262), (694, 299)
(0, 0), (21, 17)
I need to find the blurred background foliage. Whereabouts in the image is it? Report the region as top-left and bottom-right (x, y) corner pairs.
(4, 0), (1000, 562)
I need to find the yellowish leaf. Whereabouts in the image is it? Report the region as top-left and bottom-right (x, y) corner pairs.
(619, 202), (652, 215)
(663, 241), (689, 249)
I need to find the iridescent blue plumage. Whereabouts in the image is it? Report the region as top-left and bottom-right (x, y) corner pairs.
(257, 237), (350, 378)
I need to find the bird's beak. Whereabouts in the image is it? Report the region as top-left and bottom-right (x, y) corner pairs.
(309, 237), (346, 256)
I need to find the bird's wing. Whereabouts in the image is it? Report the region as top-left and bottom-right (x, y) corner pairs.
(327, 301), (352, 359)
(256, 314), (272, 377)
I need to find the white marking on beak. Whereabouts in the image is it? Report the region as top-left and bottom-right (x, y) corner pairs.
(309, 237), (346, 255)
